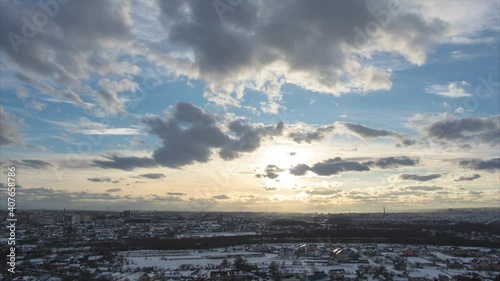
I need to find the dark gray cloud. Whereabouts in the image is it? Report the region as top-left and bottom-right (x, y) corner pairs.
(219, 118), (284, 160)
(106, 188), (122, 193)
(311, 157), (370, 176)
(0, 106), (24, 146)
(212, 194), (230, 200)
(306, 188), (342, 196)
(167, 192), (186, 196)
(365, 156), (419, 169)
(290, 157), (370, 176)
(92, 103), (283, 170)
(92, 154), (158, 171)
(143, 102), (283, 167)
(155, 0), (447, 110)
(454, 174), (481, 182)
(425, 116), (500, 147)
(291, 156), (419, 177)
(87, 177), (119, 183)
(142, 102), (229, 168)
(399, 173), (442, 182)
(288, 125), (335, 143)
(396, 139), (419, 147)
(8, 159), (52, 169)
(458, 158), (499, 172)
(256, 164), (283, 179)
(0, 0), (134, 113)
(342, 122), (419, 147)
(289, 164), (310, 176)
(343, 123), (401, 139)
(134, 173), (166, 179)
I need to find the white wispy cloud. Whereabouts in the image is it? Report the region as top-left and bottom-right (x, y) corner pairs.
(425, 81), (472, 98)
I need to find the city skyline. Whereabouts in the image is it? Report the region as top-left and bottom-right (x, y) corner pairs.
(0, 0), (499, 213)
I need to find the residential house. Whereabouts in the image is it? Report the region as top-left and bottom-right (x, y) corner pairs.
(329, 269), (346, 280)
(139, 272), (159, 281)
(344, 274), (358, 281)
(403, 272), (429, 281)
(305, 271), (330, 281)
(332, 248), (351, 262)
(471, 259), (486, 270)
(402, 249), (416, 257)
(394, 260), (407, 271)
(208, 270), (231, 281)
(446, 259), (464, 269)
(449, 247), (467, 257)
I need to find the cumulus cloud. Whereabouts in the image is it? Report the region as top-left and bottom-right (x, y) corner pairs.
(454, 174), (481, 182)
(149, 0), (457, 112)
(425, 116), (500, 147)
(0, 0), (136, 114)
(144, 102), (283, 167)
(399, 173), (442, 181)
(92, 103), (284, 170)
(256, 164), (283, 179)
(0, 106), (24, 146)
(289, 164), (311, 176)
(425, 81), (472, 98)
(291, 156), (419, 177)
(311, 158), (370, 176)
(290, 157), (370, 176)
(458, 158), (499, 172)
(220, 118), (284, 159)
(288, 124), (335, 143)
(141, 103), (228, 168)
(106, 188), (122, 193)
(2, 0), (496, 119)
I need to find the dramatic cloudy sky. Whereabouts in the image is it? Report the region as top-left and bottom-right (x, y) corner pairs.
(0, 0), (499, 212)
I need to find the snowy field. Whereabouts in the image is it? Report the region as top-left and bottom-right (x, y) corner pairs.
(118, 243), (497, 281)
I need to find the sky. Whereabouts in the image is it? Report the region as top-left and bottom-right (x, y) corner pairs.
(0, 0), (499, 213)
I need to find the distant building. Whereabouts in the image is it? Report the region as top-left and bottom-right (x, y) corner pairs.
(123, 210), (137, 218)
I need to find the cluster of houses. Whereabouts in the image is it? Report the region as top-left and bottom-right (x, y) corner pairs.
(1, 243), (499, 281)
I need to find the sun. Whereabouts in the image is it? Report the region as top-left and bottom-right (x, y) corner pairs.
(255, 143), (316, 189)
(259, 143), (313, 167)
